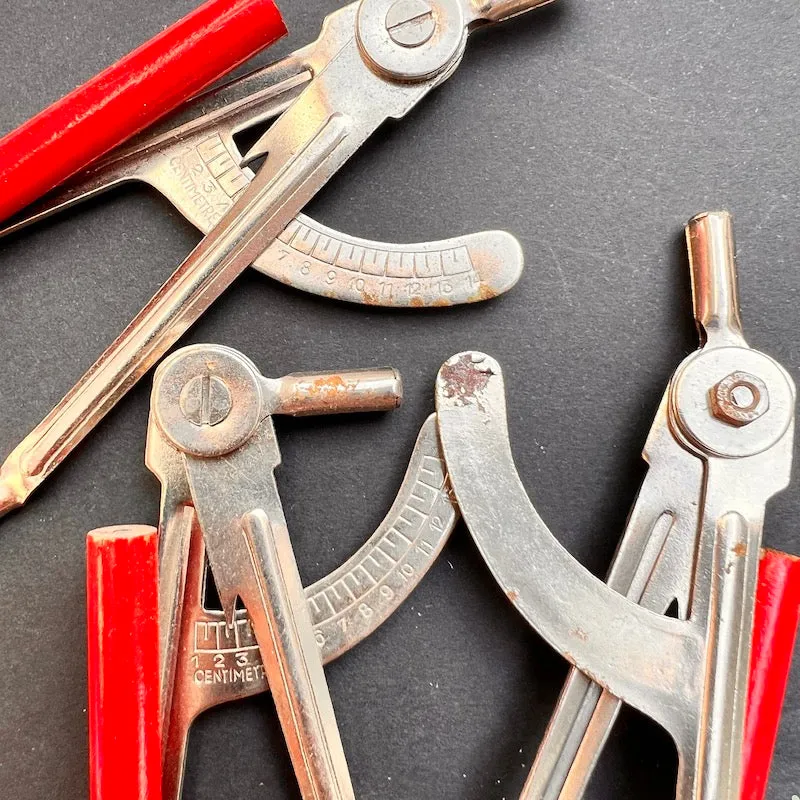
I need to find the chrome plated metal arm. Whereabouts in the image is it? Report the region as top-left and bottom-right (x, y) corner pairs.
(435, 213), (795, 800)
(0, 2), (526, 309)
(0, 0), (549, 519)
(158, 414), (456, 800)
(144, 343), (422, 799)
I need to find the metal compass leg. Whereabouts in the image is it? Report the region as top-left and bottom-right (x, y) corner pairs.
(159, 415), (457, 800)
(435, 212), (796, 800)
(0, 0), (552, 519)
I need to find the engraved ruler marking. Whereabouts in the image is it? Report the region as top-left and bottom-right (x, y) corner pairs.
(196, 135), (250, 197)
(194, 618), (259, 654)
(277, 219), (475, 280)
(307, 457), (449, 627)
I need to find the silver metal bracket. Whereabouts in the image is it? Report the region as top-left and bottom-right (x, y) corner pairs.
(0, 1), (529, 308)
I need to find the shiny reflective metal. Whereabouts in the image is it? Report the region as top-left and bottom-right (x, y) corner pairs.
(0, 0), (532, 308)
(0, 0), (551, 520)
(435, 212), (796, 800)
(385, 0), (437, 47)
(139, 344), (456, 800)
(163, 413), (456, 800)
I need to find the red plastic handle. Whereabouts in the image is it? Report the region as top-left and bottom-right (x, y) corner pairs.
(743, 548), (800, 800)
(0, 0), (286, 224)
(87, 526), (162, 800)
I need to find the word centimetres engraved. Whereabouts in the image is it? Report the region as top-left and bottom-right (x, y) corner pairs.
(169, 134), (250, 228)
(192, 613), (266, 687)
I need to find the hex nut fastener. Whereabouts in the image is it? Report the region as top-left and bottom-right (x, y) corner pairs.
(710, 371), (770, 428)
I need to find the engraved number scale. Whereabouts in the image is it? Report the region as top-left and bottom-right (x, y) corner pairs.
(163, 415), (456, 800)
(0, 6), (525, 308)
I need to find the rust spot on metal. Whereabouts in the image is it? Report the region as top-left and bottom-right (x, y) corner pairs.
(571, 627), (589, 642)
(311, 375), (349, 393)
(470, 281), (499, 304)
(277, 369), (402, 416)
(710, 371), (770, 428)
(409, 296), (425, 308)
(733, 542), (748, 558)
(439, 354), (494, 405)
(507, 589), (519, 602)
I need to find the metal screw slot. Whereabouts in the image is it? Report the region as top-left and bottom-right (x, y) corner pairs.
(180, 374), (233, 427)
(710, 371), (770, 428)
(385, 0), (436, 47)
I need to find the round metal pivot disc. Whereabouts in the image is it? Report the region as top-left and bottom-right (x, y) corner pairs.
(357, 0), (467, 82)
(671, 346), (795, 459)
(153, 345), (264, 458)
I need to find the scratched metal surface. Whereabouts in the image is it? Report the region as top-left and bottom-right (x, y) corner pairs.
(0, 1), (798, 798)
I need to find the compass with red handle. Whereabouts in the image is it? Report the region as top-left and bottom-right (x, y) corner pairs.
(0, 0), (286, 225)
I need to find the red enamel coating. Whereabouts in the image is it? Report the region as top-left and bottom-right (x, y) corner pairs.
(743, 548), (800, 800)
(0, 0), (286, 223)
(87, 526), (162, 800)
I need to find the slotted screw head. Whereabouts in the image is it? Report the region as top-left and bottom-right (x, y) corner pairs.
(180, 374), (233, 427)
(385, 0), (436, 47)
(710, 371), (770, 428)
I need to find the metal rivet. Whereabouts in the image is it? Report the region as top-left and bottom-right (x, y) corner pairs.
(385, 0), (436, 48)
(180, 374), (233, 427)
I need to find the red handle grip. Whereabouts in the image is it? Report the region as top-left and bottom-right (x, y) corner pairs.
(87, 526), (162, 800)
(0, 0), (286, 224)
(743, 548), (800, 800)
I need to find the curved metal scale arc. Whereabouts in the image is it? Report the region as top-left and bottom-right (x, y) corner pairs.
(162, 415), (458, 800)
(434, 351), (704, 735)
(0, 41), (524, 307)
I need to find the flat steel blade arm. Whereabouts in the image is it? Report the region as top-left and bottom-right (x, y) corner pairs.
(526, 212), (792, 800)
(148, 345), (409, 798)
(524, 415), (702, 800)
(522, 213), (748, 800)
(158, 415), (456, 800)
(0, 26), (431, 518)
(434, 353), (704, 734)
(440, 213), (795, 800)
(0, 4), (525, 308)
(0, 86), (352, 516)
(179, 433), (357, 799)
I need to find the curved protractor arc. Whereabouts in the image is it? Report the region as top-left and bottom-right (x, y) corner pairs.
(267, 215), (523, 306)
(161, 416), (457, 800)
(434, 352), (705, 736)
(0, 85), (523, 307)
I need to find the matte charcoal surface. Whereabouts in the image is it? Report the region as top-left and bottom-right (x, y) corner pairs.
(0, 1), (798, 798)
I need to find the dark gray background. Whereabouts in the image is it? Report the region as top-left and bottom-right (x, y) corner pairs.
(0, 1), (798, 798)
